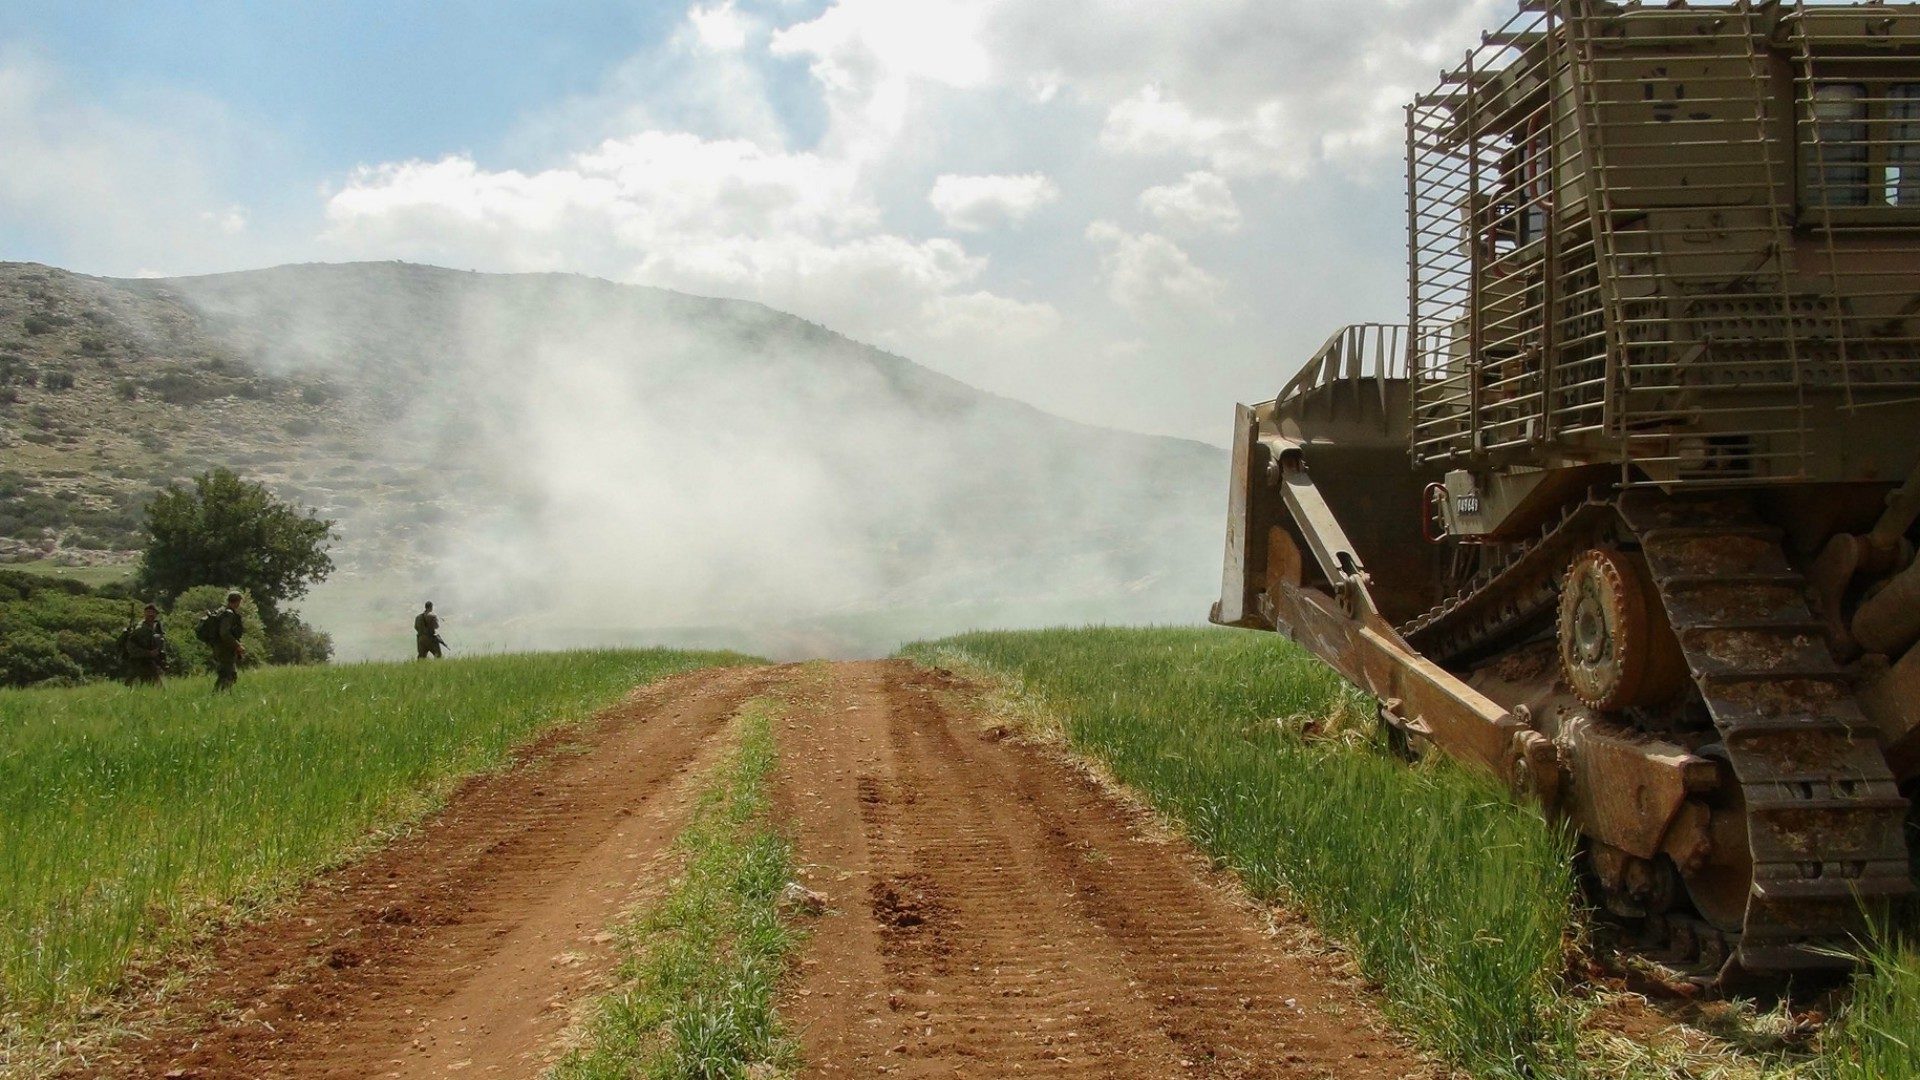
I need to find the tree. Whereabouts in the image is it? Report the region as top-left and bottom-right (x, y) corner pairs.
(138, 468), (336, 625)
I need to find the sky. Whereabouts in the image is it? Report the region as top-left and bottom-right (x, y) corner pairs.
(0, 0), (1514, 441)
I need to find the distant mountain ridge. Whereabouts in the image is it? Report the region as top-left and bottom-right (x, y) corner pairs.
(0, 260), (1225, 657)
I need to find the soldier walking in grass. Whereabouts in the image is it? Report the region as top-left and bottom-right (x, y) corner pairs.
(414, 601), (445, 660)
(122, 602), (167, 686)
(212, 591), (246, 691)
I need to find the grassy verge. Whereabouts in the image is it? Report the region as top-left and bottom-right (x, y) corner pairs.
(0, 648), (753, 1042)
(1819, 926), (1920, 1080)
(554, 696), (799, 1080)
(904, 627), (1578, 1077)
(903, 627), (1920, 1079)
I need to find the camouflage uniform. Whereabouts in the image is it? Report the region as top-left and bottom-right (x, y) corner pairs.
(214, 606), (245, 691)
(414, 607), (442, 659)
(123, 616), (166, 686)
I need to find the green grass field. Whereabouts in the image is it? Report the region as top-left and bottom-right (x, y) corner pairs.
(905, 626), (1920, 1079)
(0, 648), (753, 1039)
(2, 557), (136, 590)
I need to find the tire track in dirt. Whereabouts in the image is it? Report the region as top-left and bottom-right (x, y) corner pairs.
(83, 663), (781, 1080)
(774, 660), (1437, 1079)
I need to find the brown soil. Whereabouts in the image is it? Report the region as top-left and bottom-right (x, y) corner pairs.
(76, 660), (1437, 1079)
(79, 664), (777, 1080)
(774, 661), (1437, 1079)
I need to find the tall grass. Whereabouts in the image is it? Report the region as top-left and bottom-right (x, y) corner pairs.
(1819, 924), (1920, 1079)
(0, 648), (751, 1032)
(555, 696), (799, 1080)
(904, 626), (1578, 1077)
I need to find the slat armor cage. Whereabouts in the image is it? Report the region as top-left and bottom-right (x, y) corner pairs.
(1408, 0), (1920, 487)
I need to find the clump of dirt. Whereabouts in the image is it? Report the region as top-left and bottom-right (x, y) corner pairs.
(869, 873), (942, 931)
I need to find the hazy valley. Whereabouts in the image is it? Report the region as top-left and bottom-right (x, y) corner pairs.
(0, 260), (1224, 658)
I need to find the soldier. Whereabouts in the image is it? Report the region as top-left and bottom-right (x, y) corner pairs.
(123, 602), (167, 686)
(414, 601), (444, 659)
(213, 591), (246, 691)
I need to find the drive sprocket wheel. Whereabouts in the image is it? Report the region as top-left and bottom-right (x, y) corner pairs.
(1557, 547), (1687, 711)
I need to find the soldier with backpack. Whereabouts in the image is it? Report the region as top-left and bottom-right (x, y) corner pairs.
(414, 601), (445, 659)
(121, 603), (167, 686)
(196, 591), (248, 691)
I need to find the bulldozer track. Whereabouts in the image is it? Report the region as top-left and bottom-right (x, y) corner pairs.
(1618, 491), (1912, 973)
(1398, 497), (1614, 665)
(1398, 488), (1911, 973)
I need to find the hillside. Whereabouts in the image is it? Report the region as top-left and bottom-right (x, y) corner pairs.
(0, 261), (1225, 657)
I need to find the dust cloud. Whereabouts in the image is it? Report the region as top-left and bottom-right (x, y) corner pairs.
(167, 263), (1224, 660)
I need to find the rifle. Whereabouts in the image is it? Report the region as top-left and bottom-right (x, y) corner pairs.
(435, 634), (451, 652)
(120, 600), (136, 658)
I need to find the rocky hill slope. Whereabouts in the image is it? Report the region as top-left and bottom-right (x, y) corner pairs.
(0, 261), (1225, 657)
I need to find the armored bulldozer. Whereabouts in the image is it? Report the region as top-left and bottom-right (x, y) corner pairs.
(1214, 0), (1920, 980)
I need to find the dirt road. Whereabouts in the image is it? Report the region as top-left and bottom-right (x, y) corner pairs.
(88, 661), (1431, 1079)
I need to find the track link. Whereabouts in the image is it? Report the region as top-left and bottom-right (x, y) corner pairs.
(1619, 491), (1912, 973)
(1399, 498), (1612, 663)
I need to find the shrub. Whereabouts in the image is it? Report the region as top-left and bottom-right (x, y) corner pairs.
(264, 613), (334, 666)
(0, 572), (142, 687)
(0, 628), (81, 686)
(77, 336), (107, 357)
(141, 372), (220, 406)
(42, 371), (75, 392)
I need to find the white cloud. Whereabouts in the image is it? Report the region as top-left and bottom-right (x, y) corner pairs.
(1101, 86), (1301, 178)
(321, 130), (1062, 380)
(1137, 171), (1240, 235)
(201, 205), (250, 235)
(687, 1), (752, 52)
(995, 0), (1510, 177)
(0, 50), (275, 275)
(770, 0), (992, 92)
(927, 173), (1059, 232)
(1085, 220), (1226, 318)
(769, 0), (993, 162)
(326, 132), (874, 254)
